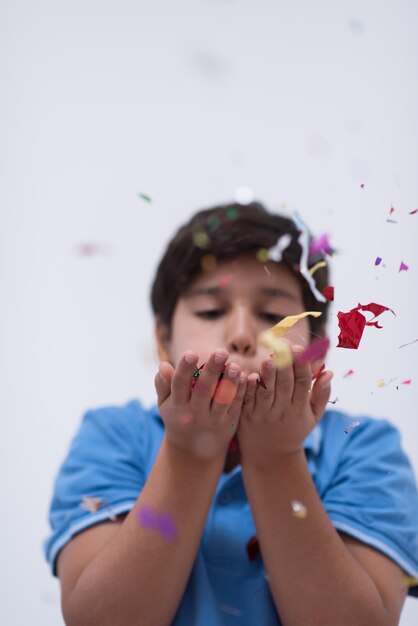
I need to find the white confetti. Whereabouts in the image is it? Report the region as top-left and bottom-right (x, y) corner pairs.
(291, 499), (307, 518)
(344, 420), (360, 435)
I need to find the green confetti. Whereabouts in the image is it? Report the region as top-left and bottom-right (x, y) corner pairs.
(231, 423), (236, 430)
(225, 207), (239, 220)
(137, 192), (152, 203)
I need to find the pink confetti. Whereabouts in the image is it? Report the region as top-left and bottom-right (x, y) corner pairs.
(219, 274), (233, 288)
(137, 506), (177, 541)
(343, 369), (355, 378)
(374, 257), (382, 266)
(360, 183), (365, 188)
(398, 338), (418, 349)
(295, 337), (330, 365)
(309, 233), (333, 257)
(410, 209), (418, 215)
(399, 261), (409, 272)
(401, 379), (412, 385)
(389, 205), (395, 215)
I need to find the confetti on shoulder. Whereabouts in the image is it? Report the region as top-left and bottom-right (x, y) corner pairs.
(137, 192), (152, 202)
(344, 420), (360, 434)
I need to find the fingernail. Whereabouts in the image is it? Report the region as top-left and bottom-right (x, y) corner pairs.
(227, 367), (239, 378)
(215, 352), (227, 364)
(158, 372), (166, 381)
(265, 360), (274, 369)
(185, 353), (196, 364)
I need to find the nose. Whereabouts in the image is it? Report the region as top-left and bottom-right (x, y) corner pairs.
(225, 305), (257, 357)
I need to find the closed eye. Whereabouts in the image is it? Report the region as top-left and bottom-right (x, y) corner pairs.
(195, 311), (284, 323)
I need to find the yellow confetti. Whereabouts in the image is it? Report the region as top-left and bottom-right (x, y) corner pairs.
(308, 260), (327, 276)
(192, 230), (211, 249)
(258, 331), (293, 369)
(256, 248), (269, 262)
(377, 377), (397, 388)
(269, 312), (322, 337)
(402, 575), (418, 588)
(200, 254), (217, 272)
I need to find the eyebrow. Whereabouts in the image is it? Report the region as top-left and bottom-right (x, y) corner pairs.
(183, 285), (299, 302)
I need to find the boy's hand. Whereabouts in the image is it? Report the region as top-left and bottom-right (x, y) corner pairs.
(155, 349), (248, 462)
(237, 341), (333, 470)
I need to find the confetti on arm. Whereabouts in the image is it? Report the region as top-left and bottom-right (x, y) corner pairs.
(291, 500), (307, 518)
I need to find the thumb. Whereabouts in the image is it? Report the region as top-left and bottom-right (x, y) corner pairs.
(154, 361), (174, 406)
(310, 370), (333, 421)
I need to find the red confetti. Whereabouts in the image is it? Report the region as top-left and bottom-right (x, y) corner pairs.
(337, 302), (395, 349)
(312, 363), (325, 380)
(256, 372), (267, 389)
(399, 261), (409, 272)
(389, 205), (395, 215)
(295, 338), (330, 365)
(401, 379), (412, 385)
(410, 209), (418, 215)
(343, 369), (355, 378)
(228, 435), (239, 452)
(219, 274), (233, 289)
(246, 536), (260, 561)
(322, 286), (334, 301)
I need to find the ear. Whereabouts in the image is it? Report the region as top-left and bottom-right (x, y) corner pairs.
(154, 316), (172, 363)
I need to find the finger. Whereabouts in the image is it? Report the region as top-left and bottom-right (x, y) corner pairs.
(191, 349), (229, 409)
(171, 351), (199, 404)
(310, 371), (334, 421)
(154, 361), (174, 406)
(211, 362), (242, 411)
(273, 340), (295, 410)
(291, 345), (314, 406)
(226, 371), (248, 423)
(241, 372), (258, 417)
(256, 355), (277, 407)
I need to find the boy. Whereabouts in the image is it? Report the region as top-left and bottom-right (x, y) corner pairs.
(44, 202), (418, 626)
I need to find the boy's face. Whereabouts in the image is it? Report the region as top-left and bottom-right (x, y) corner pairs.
(155, 253), (326, 374)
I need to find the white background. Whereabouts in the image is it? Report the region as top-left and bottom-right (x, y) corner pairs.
(1, 0), (417, 623)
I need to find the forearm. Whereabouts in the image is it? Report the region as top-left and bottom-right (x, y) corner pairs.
(66, 436), (225, 626)
(241, 451), (389, 626)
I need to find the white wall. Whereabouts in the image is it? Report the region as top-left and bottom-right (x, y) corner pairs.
(1, 0), (417, 623)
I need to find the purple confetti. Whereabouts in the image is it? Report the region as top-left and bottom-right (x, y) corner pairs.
(374, 257), (382, 266)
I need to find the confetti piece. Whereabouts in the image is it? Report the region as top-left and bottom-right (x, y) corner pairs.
(263, 265), (271, 276)
(291, 500), (307, 518)
(360, 183), (365, 188)
(258, 332), (293, 369)
(386, 219), (397, 224)
(308, 260), (327, 277)
(344, 420), (360, 434)
(268, 312), (322, 338)
(399, 261), (409, 272)
(228, 435), (239, 452)
(200, 254), (217, 272)
(410, 209), (418, 215)
(256, 371), (267, 389)
(343, 369), (355, 378)
(80, 496), (117, 521)
(219, 274), (233, 288)
(295, 337), (330, 365)
(328, 397), (339, 404)
(206, 215), (220, 232)
(219, 605), (242, 617)
(246, 536), (260, 561)
(225, 207), (240, 220)
(401, 379), (412, 385)
(398, 338), (418, 349)
(337, 302), (395, 349)
(267, 233), (292, 262)
(192, 230), (211, 249)
(231, 423), (236, 431)
(137, 192), (152, 203)
(256, 248), (269, 262)
(402, 576), (418, 588)
(389, 205), (395, 215)
(312, 363), (325, 380)
(137, 506), (177, 541)
(309, 233), (333, 257)
(76, 243), (110, 256)
(295, 222), (327, 303)
(322, 286), (334, 301)
(377, 377), (397, 388)
(375, 257), (382, 266)
(234, 186), (254, 205)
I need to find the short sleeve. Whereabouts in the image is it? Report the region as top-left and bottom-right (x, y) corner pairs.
(322, 417), (418, 597)
(43, 401), (149, 576)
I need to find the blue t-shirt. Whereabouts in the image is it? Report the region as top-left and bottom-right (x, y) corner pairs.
(44, 400), (418, 625)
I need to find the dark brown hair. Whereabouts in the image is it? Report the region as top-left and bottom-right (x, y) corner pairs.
(150, 201), (330, 341)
